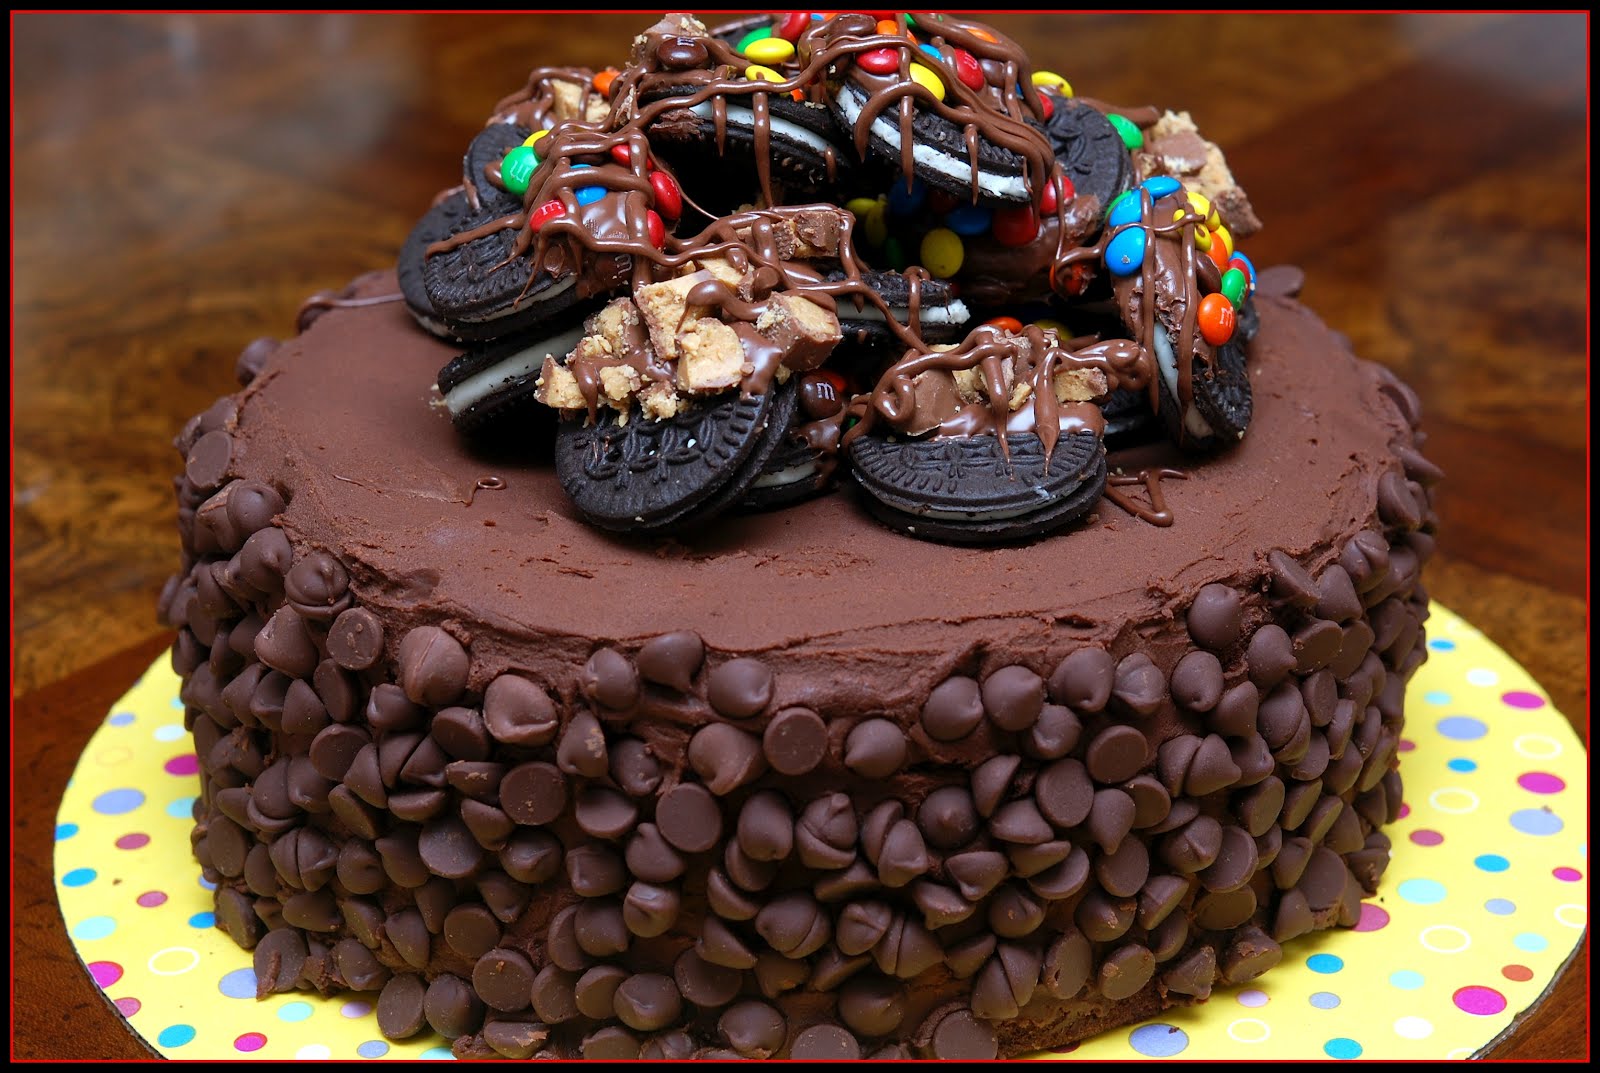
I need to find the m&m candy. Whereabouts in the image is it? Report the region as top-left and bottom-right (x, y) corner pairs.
(920, 228), (964, 278)
(887, 177), (926, 215)
(1212, 223), (1234, 257)
(1139, 176), (1181, 201)
(1104, 225), (1147, 276)
(1175, 211), (1212, 251)
(992, 204), (1040, 247)
(1186, 190), (1219, 229)
(1229, 251), (1258, 292)
(908, 63), (945, 101)
(984, 315), (1024, 332)
(943, 203), (992, 236)
(645, 210), (666, 248)
(737, 26), (774, 52)
(529, 199), (567, 232)
(1107, 193), (1143, 229)
(1219, 268), (1249, 308)
(523, 129), (550, 150)
(858, 47), (900, 75)
(500, 146), (539, 195)
(574, 185), (606, 206)
(649, 171), (682, 219)
(952, 48), (984, 90)
(744, 36), (796, 65)
(1198, 292), (1235, 344)
(1107, 113), (1143, 150)
(745, 64), (785, 83)
(775, 12), (810, 40)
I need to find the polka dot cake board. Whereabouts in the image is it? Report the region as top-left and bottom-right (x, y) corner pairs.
(55, 604), (1586, 1060)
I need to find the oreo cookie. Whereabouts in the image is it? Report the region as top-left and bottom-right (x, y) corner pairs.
(1236, 296), (1260, 344)
(1100, 385), (1160, 446)
(421, 203), (590, 342)
(400, 191), (475, 339)
(435, 310), (595, 432)
(740, 427), (832, 511)
(464, 121), (533, 216)
(556, 380), (795, 534)
(849, 429), (1106, 544)
(1043, 99), (1134, 217)
(832, 271), (971, 360)
(1151, 324), (1253, 452)
(829, 79), (1034, 205)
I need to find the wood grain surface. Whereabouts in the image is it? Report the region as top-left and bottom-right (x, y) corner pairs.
(13, 12), (1587, 1061)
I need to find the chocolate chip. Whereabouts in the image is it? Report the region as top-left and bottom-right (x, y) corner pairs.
(1086, 724), (1148, 783)
(989, 798), (1054, 844)
(1161, 814), (1223, 873)
(1294, 619), (1342, 673)
(1035, 757), (1093, 828)
(737, 790), (794, 861)
(755, 893), (831, 958)
(433, 706), (491, 761)
(499, 762), (566, 826)
(574, 965), (628, 1019)
(1299, 846), (1351, 910)
(689, 723), (766, 794)
(725, 840), (779, 891)
(762, 707), (827, 775)
(398, 626), (470, 707)
(576, 785), (639, 840)
(386, 909), (431, 968)
(255, 605), (317, 678)
(1122, 774), (1171, 829)
(1315, 564), (1363, 623)
(1268, 550), (1320, 609)
(1009, 839), (1073, 878)
(252, 928), (307, 995)
(1049, 648), (1115, 711)
(1198, 825), (1259, 893)
(972, 942), (1042, 1021)
(1097, 943), (1155, 1000)
(238, 526), (292, 592)
(988, 883), (1045, 938)
(719, 999), (788, 1057)
(623, 881), (680, 937)
(636, 630), (704, 692)
(1042, 928), (1093, 1000)
(1272, 888), (1316, 942)
(921, 676), (984, 741)
(471, 948), (535, 1012)
(626, 823), (686, 883)
(1187, 583), (1243, 651)
(673, 948), (742, 1008)
(479, 872), (531, 924)
(1075, 888), (1135, 942)
(285, 551), (350, 621)
(482, 1019), (549, 1059)
(367, 683), (423, 734)
(943, 850), (1005, 904)
(982, 665), (1045, 731)
(566, 843), (626, 897)
(1086, 787), (1136, 854)
(1096, 838), (1151, 897)
(1246, 624), (1295, 689)
(337, 841), (386, 895)
(582, 1026), (640, 1060)
(582, 647), (640, 710)
(556, 709), (608, 778)
(1170, 650), (1224, 711)
(814, 859), (880, 903)
(532, 965), (579, 1023)
(639, 1031), (696, 1060)
(1023, 703), (1082, 759)
(573, 899), (630, 957)
(658, 783), (722, 853)
(443, 903), (501, 959)
(424, 973), (484, 1039)
(1111, 653), (1166, 716)
(499, 828), (561, 884)
(613, 973), (682, 1032)
(609, 736), (663, 797)
(378, 974), (429, 1038)
(707, 657), (774, 718)
(971, 755), (1021, 818)
(1195, 885), (1257, 930)
(1341, 530), (1392, 593)
(186, 429), (234, 489)
(754, 951), (810, 998)
(792, 1025), (861, 1060)
(916, 786), (978, 850)
(929, 1008), (997, 1060)
(875, 819), (929, 888)
(1161, 945), (1218, 997)
(1220, 925), (1282, 984)
(482, 674), (558, 746)
(843, 718), (907, 778)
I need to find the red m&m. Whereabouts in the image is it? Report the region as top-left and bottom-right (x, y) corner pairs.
(649, 170), (682, 220)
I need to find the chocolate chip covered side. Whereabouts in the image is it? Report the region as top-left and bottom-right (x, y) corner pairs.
(160, 257), (1440, 1055)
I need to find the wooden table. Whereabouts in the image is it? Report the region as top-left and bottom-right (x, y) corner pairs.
(14, 12), (1586, 1060)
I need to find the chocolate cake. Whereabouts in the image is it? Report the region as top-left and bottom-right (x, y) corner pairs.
(161, 11), (1440, 1060)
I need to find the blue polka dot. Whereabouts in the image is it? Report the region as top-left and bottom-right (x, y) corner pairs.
(1389, 970), (1424, 990)
(62, 867), (96, 887)
(156, 1024), (195, 1048)
(357, 1040), (390, 1058)
(1324, 1038), (1363, 1060)
(1510, 808), (1563, 836)
(1307, 953), (1344, 974)
(1475, 854), (1510, 873)
(91, 788), (145, 815)
(1485, 898), (1516, 915)
(1428, 638), (1456, 651)
(1128, 1023), (1189, 1057)
(1436, 715), (1486, 740)
(188, 911), (216, 928)
(166, 795), (198, 819)
(1514, 932), (1548, 953)
(1310, 991), (1341, 1009)
(55, 823), (79, 841)
(72, 916), (116, 941)
(420, 1048), (456, 1060)
(1424, 691), (1453, 706)
(1397, 878), (1447, 904)
(170, 696), (185, 708)
(107, 711), (135, 726)
(198, 874), (217, 891)
(278, 1001), (314, 1022)
(218, 967), (257, 999)
(1448, 758), (1477, 772)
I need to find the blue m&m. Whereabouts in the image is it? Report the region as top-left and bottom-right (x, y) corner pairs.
(1139, 176), (1182, 201)
(1104, 226), (1147, 276)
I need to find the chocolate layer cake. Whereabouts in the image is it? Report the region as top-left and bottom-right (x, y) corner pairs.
(163, 271), (1437, 1058)
(161, 11), (1441, 1061)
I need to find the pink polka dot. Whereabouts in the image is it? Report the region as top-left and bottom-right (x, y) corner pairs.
(1553, 867), (1582, 882)
(136, 890), (168, 908)
(1453, 985), (1508, 1016)
(116, 833), (151, 850)
(1397, 803), (1411, 819)
(163, 753), (200, 776)
(1502, 964), (1534, 982)
(1397, 738), (1416, 752)
(234, 1032), (268, 1053)
(1409, 829), (1444, 846)
(1353, 902), (1390, 932)
(1501, 691), (1546, 710)
(340, 1000), (372, 1018)
(88, 961), (123, 988)
(1517, 772), (1565, 794)
(114, 997), (141, 1017)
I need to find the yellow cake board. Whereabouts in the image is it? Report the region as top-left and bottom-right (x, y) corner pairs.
(55, 604), (1586, 1060)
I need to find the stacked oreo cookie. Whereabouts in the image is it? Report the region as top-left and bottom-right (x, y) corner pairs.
(404, 12), (1262, 544)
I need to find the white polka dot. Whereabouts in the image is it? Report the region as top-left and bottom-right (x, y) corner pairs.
(1226, 1018), (1271, 1043)
(296, 1045), (332, 1060)
(147, 946), (201, 976)
(1446, 1048), (1476, 1059)
(1555, 904), (1586, 929)
(1419, 925), (1472, 954)
(153, 723), (186, 742)
(1465, 668), (1498, 687)
(1513, 734), (1564, 760)
(1394, 1016), (1434, 1040)
(1427, 787), (1480, 814)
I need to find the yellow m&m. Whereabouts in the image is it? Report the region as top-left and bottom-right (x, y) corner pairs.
(744, 64), (785, 84)
(1031, 70), (1073, 96)
(920, 228), (964, 278)
(743, 36), (795, 65)
(908, 63), (945, 102)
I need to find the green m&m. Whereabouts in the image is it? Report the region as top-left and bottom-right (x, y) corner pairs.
(1219, 267), (1249, 308)
(1106, 113), (1144, 151)
(500, 145), (539, 196)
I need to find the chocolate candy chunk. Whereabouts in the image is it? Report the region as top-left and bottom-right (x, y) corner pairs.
(851, 431), (1107, 545)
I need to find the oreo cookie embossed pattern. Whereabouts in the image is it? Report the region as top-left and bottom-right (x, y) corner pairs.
(165, 10), (1441, 1062)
